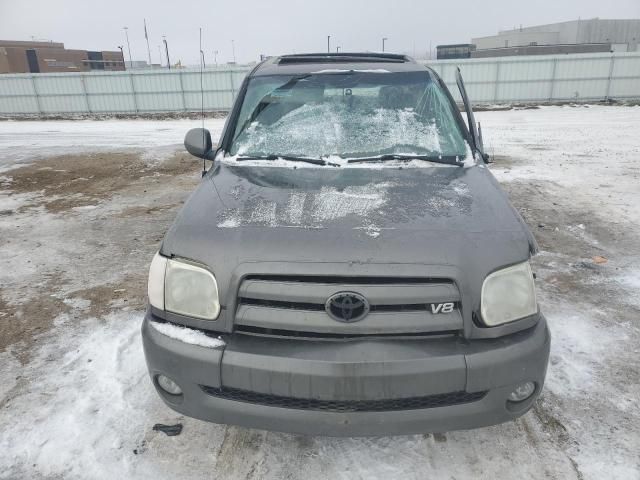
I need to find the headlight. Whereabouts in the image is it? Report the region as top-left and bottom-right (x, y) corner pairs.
(480, 261), (537, 326)
(148, 252), (220, 320)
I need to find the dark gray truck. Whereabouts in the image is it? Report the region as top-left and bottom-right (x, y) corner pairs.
(142, 53), (550, 436)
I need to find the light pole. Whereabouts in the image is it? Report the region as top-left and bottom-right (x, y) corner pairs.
(117, 45), (125, 70)
(382, 37), (388, 52)
(143, 19), (152, 66)
(163, 36), (171, 70)
(231, 40), (236, 63)
(336, 46), (341, 53)
(327, 35), (331, 53)
(123, 27), (132, 68)
(213, 50), (218, 67)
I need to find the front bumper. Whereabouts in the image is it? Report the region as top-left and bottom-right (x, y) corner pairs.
(142, 312), (550, 436)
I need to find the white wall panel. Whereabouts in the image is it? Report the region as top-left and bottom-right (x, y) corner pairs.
(1, 53), (639, 115)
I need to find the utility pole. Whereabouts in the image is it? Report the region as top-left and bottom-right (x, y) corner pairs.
(382, 37), (388, 52)
(123, 27), (132, 68)
(163, 36), (171, 69)
(327, 35), (331, 53)
(231, 40), (236, 63)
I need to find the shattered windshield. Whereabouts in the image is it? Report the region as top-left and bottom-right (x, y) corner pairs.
(228, 71), (468, 163)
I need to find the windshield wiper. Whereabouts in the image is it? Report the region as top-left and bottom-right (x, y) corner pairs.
(235, 154), (338, 167)
(347, 154), (461, 165)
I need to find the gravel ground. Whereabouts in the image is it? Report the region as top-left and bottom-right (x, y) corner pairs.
(0, 106), (639, 479)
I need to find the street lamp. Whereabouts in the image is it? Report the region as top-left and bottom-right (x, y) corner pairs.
(231, 40), (236, 63)
(123, 27), (133, 68)
(117, 45), (125, 70)
(162, 36), (171, 70)
(213, 50), (218, 67)
(327, 35), (331, 53)
(336, 46), (341, 53)
(382, 37), (388, 52)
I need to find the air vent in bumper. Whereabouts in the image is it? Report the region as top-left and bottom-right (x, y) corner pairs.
(201, 385), (487, 412)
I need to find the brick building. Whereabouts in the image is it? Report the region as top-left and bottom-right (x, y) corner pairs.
(0, 40), (125, 74)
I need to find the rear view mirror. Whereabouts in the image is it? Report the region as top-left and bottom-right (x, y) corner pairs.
(184, 128), (214, 159)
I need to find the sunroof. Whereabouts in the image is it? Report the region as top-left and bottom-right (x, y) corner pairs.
(277, 53), (410, 65)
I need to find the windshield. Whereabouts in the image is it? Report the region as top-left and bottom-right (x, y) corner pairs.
(228, 71), (468, 163)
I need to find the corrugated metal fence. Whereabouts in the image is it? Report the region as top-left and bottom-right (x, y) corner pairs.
(1, 52), (639, 115)
(0, 65), (249, 115)
(426, 52), (640, 104)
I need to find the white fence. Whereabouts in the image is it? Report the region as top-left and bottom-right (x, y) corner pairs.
(1, 52), (639, 115)
(0, 66), (250, 115)
(424, 52), (640, 104)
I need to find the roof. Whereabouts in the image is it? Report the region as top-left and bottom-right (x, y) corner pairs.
(252, 52), (427, 77)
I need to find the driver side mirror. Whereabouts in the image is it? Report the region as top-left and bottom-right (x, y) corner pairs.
(184, 128), (214, 159)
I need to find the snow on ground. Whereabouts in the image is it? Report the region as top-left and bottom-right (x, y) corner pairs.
(0, 118), (227, 169)
(478, 105), (640, 225)
(1, 106), (639, 479)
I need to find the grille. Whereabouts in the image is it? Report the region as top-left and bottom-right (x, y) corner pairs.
(235, 324), (459, 340)
(200, 386), (487, 412)
(234, 274), (462, 336)
(239, 297), (439, 313)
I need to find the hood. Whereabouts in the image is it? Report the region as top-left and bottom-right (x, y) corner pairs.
(161, 162), (535, 290)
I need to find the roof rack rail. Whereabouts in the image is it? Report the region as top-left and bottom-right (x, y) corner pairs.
(277, 53), (413, 65)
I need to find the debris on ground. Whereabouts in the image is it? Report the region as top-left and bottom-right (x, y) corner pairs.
(152, 423), (183, 437)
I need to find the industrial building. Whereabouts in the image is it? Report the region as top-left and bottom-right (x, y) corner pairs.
(472, 18), (639, 55)
(0, 40), (125, 74)
(437, 18), (639, 59)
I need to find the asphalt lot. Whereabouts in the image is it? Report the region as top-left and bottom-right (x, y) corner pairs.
(0, 106), (639, 479)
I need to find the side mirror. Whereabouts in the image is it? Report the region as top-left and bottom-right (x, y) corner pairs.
(184, 128), (214, 159)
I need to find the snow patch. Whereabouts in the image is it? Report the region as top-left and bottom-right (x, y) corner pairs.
(0, 350), (20, 401)
(217, 182), (394, 230)
(0, 118), (227, 166)
(150, 321), (226, 349)
(310, 183), (391, 222)
(285, 192), (306, 225)
(221, 154), (462, 169)
(62, 297), (92, 310)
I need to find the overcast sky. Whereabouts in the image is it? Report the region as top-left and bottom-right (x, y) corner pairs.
(1, 0), (639, 65)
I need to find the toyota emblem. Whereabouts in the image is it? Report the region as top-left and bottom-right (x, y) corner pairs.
(325, 292), (370, 323)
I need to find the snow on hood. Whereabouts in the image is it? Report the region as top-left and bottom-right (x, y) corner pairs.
(217, 181), (400, 234)
(206, 164), (495, 240)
